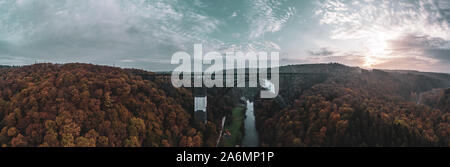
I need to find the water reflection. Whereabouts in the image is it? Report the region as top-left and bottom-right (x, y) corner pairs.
(243, 100), (259, 147)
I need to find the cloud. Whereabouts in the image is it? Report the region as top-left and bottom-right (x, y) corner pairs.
(316, 0), (450, 40)
(0, 0), (222, 70)
(433, 0), (450, 23)
(389, 35), (447, 50)
(425, 48), (450, 63)
(247, 0), (296, 39)
(389, 34), (450, 63)
(0, 0), (294, 70)
(314, 0), (450, 70)
(308, 48), (336, 56)
(0, 0), (448, 73)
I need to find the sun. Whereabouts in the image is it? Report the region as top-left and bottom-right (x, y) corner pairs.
(361, 30), (398, 68)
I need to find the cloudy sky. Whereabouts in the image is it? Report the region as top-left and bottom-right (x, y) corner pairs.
(0, 0), (449, 72)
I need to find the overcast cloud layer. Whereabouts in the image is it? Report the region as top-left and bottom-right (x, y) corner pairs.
(0, 0), (449, 72)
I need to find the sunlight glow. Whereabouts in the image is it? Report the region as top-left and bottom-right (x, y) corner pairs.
(362, 30), (399, 68)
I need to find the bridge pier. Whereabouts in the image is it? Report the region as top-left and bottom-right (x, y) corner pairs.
(194, 87), (207, 124)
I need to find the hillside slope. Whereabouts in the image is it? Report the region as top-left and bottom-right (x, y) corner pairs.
(0, 63), (219, 147)
(255, 64), (450, 146)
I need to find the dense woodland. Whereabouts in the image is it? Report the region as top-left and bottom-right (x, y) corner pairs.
(255, 64), (450, 146)
(0, 63), (448, 147)
(0, 63), (234, 147)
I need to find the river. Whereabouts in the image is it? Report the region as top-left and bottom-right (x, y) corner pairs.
(242, 100), (259, 147)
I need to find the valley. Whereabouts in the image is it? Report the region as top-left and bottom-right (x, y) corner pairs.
(0, 63), (449, 147)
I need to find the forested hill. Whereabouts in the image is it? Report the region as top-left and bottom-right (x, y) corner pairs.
(278, 63), (450, 102)
(256, 63), (450, 147)
(0, 65), (12, 69)
(0, 63), (448, 147)
(0, 63), (222, 147)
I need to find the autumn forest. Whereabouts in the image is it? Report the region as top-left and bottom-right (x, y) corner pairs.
(0, 63), (448, 147)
